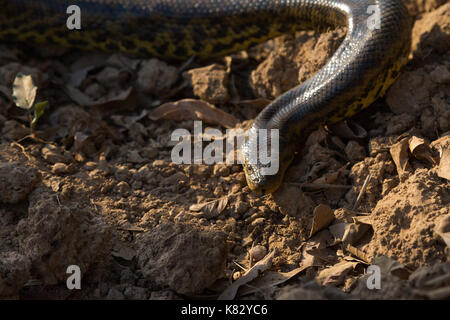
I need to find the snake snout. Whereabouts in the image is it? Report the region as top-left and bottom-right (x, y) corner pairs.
(242, 154), (286, 195)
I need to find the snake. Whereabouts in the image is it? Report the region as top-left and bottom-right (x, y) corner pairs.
(0, 0), (411, 194)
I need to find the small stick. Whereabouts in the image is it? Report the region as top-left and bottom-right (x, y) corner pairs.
(233, 261), (248, 272)
(11, 141), (34, 162)
(353, 173), (372, 210)
(56, 194), (62, 207)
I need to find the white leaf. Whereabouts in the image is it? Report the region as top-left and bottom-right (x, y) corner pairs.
(12, 73), (37, 109)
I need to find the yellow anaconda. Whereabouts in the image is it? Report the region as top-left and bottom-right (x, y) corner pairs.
(0, 0), (411, 194)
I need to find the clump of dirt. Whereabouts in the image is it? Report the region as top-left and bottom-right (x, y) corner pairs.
(365, 169), (449, 269)
(136, 222), (228, 294)
(17, 186), (112, 285)
(0, 251), (30, 299)
(250, 28), (346, 98)
(184, 64), (230, 103)
(0, 161), (40, 204)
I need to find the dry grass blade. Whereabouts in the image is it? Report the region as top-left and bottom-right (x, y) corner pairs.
(149, 98), (238, 128)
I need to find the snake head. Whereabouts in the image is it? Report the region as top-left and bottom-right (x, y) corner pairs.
(242, 160), (283, 195)
(240, 126), (294, 195)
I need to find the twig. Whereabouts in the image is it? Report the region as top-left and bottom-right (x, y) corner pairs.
(353, 173), (372, 210)
(56, 194), (62, 207)
(233, 261), (248, 272)
(11, 141), (34, 162)
(16, 133), (49, 145)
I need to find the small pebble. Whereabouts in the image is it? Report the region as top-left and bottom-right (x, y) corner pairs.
(51, 162), (69, 175)
(249, 245), (267, 262)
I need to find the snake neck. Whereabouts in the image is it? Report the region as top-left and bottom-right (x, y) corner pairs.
(252, 0), (411, 136)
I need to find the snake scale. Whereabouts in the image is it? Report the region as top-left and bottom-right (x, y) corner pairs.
(0, 0), (411, 194)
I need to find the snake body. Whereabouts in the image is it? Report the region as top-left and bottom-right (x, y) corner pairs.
(0, 0), (411, 193)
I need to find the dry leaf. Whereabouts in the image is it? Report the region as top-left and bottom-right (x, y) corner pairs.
(309, 204), (334, 237)
(301, 229), (335, 266)
(91, 87), (136, 116)
(306, 229), (335, 249)
(305, 248), (338, 264)
(342, 221), (372, 246)
(64, 85), (136, 116)
(149, 98), (238, 128)
(317, 260), (360, 287)
(237, 260), (315, 297)
(408, 136), (435, 166)
(390, 138), (410, 179)
(189, 196), (229, 218)
(218, 250), (276, 300)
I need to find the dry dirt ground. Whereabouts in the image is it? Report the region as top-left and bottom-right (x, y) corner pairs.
(0, 0), (449, 300)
